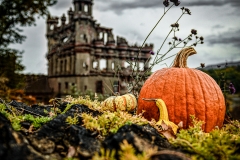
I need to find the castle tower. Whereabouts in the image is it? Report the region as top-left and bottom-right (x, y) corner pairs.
(73, 0), (93, 16)
(46, 0), (153, 97)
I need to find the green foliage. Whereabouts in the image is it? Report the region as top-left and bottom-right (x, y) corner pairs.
(93, 148), (116, 160)
(0, 49), (25, 89)
(170, 116), (240, 160)
(62, 103), (74, 114)
(0, 0), (57, 47)
(65, 115), (79, 125)
(23, 114), (52, 128)
(0, 0), (57, 92)
(63, 95), (102, 111)
(203, 66), (240, 94)
(0, 102), (53, 131)
(63, 158), (79, 160)
(92, 140), (155, 160)
(81, 111), (149, 136)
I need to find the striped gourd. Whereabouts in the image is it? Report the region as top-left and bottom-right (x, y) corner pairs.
(101, 94), (137, 112)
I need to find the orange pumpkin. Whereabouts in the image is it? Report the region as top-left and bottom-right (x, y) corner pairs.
(137, 47), (225, 132)
(101, 93), (137, 112)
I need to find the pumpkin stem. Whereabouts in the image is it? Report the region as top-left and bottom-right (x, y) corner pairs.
(172, 47), (197, 68)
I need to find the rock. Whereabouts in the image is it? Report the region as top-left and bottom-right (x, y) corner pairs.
(103, 124), (175, 159)
(32, 104), (100, 140)
(27, 103), (101, 159)
(63, 125), (101, 158)
(0, 102), (190, 160)
(150, 150), (191, 160)
(9, 100), (52, 117)
(0, 113), (44, 160)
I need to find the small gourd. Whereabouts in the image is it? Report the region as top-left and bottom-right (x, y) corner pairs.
(101, 93), (137, 112)
(143, 98), (178, 134)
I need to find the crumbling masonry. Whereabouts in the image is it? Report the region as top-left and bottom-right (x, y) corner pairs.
(46, 0), (153, 96)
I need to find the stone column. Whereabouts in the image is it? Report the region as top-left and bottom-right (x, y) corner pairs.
(107, 58), (112, 72)
(121, 59), (125, 68)
(55, 56), (59, 75)
(89, 5), (92, 16)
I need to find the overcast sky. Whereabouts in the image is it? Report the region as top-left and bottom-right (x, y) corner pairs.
(11, 0), (240, 74)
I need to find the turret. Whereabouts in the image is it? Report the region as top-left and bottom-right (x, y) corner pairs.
(68, 7), (74, 22)
(46, 16), (59, 33)
(61, 14), (66, 25)
(73, 0), (93, 16)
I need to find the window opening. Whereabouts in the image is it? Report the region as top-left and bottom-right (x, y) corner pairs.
(111, 62), (115, 70)
(58, 83), (61, 93)
(84, 5), (88, 12)
(65, 82), (69, 90)
(99, 59), (106, 70)
(96, 80), (103, 93)
(93, 61), (98, 69)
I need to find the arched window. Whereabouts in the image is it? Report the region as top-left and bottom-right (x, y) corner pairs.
(84, 5), (88, 12)
(111, 62), (115, 70)
(50, 25), (54, 30)
(99, 59), (106, 71)
(93, 61), (98, 69)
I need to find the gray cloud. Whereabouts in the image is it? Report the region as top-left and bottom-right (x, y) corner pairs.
(212, 25), (224, 29)
(51, 0), (72, 9)
(207, 29), (240, 48)
(95, 0), (240, 14)
(182, 0), (240, 7)
(95, 0), (160, 14)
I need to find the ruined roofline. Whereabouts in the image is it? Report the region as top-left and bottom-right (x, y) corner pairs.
(47, 43), (153, 59)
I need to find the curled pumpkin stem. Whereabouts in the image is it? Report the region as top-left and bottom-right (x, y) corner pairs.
(172, 47), (197, 68)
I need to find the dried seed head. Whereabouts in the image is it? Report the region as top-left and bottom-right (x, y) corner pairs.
(184, 8), (191, 15)
(175, 23), (179, 28)
(200, 36), (204, 41)
(169, 42), (172, 45)
(171, 23), (179, 28)
(191, 29), (197, 35)
(174, 1), (181, 6)
(172, 36), (178, 40)
(163, 0), (170, 7)
(200, 63), (205, 68)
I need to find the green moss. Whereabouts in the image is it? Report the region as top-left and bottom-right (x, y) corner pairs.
(65, 115), (79, 125)
(1, 99), (240, 160)
(0, 102), (53, 131)
(170, 116), (240, 160)
(92, 140), (155, 160)
(81, 111), (149, 136)
(63, 95), (102, 111)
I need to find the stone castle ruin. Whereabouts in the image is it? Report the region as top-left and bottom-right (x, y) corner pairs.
(46, 0), (153, 97)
